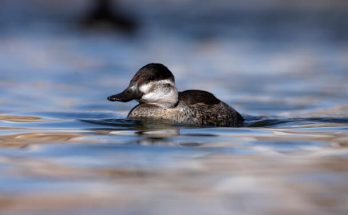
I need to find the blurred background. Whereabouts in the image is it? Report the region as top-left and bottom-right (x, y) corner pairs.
(1, 0), (348, 116)
(1, 1), (348, 215)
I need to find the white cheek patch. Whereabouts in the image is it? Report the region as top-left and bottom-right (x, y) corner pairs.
(139, 83), (152, 93)
(140, 79), (177, 107)
(142, 90), (164, 102)
(139, 79), (174, 94)
(142, 88), (178, 107)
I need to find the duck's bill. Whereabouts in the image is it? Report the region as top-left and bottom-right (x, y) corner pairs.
(107, 87), (142, 102)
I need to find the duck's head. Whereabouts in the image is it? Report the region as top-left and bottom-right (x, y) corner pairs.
(107, 63), (178, 108)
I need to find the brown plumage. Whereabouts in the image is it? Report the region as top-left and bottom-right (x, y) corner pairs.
(108, 63), (244, 127)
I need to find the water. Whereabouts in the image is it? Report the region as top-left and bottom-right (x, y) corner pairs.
(1, 1), (348, 214)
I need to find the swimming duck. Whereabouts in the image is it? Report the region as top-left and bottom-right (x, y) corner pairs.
(107, 63), (244, 126)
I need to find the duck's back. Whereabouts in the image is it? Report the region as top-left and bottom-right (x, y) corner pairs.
(178, 90), (220, 105)
(178, 90), (244, 127)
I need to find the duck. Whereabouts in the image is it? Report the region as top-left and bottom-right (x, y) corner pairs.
(107, 63), (244, 127)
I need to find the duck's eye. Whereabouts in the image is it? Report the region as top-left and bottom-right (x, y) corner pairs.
(164, 83), (171, 88)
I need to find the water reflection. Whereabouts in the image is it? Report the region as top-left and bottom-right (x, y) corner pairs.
(1, 112), (348, 215)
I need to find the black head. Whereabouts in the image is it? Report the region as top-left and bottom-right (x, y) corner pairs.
(107, 63), (176, 103)
(129, 63), (175, 86)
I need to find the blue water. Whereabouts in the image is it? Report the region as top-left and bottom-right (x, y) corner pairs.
(1, 1), (348, 214)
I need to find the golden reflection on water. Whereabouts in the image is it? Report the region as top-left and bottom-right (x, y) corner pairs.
(0, 132), (81, 148)
(0, 115), (43, 122)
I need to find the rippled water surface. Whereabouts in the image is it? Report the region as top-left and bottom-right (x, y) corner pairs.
(1, 1), (348, 214)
